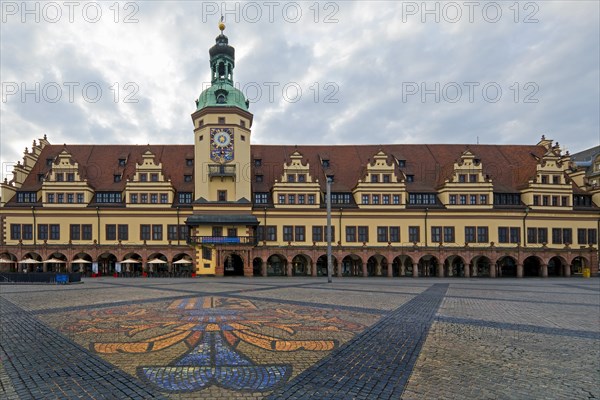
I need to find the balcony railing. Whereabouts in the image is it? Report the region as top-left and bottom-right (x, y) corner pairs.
(208, 164), (236, 177)
(188, 236), (257, 246)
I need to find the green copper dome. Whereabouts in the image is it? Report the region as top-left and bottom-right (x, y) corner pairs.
(195, 24), (249, 112)
(196, 82), (248, 111)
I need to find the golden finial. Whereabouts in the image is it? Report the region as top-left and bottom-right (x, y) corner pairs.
(218, 15), (225, 32)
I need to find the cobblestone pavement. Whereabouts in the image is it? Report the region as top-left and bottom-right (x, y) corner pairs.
(1, 277), (599, 399)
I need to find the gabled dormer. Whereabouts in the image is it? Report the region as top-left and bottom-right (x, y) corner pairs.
(41, 148), (94, 206)
(272, 150), (320, 207)
(354, 150), (406, 207)
(438, 149), (493, 208)
(124, 150), (175, 206)
(521, 140), (573, 209)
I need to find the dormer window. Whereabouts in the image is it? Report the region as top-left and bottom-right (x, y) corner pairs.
(255, 174), (263, 182)
(398, 160), (406, 167)
(55, 173), (64, 182)
(287, 175), (295, 183)
(371, 175), (379, 183)
(469, 174), (477, 183)
(216, 94), (226, 104)
(406, 175), (414, 182)
(383, 174), (391, 183)
(322, 159), (330, 168)
(254, 159), (262, 167)
(186, 158), (194, 167)
(118, 158), (126, 167)
(458, 174), (466, 183)
(37, 174), (45, 182)
(184, 175), (193, 182)
(67, 173), (75, 182)
(46, 158), (54, 166)
(326, 175), (334, 182)
(140, 173), (148, 182)
(114, 175), (121, 183)
(298, 174), (306, 183)
(150, 173), (159, 182)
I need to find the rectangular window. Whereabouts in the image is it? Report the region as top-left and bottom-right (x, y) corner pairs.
(186, 158), (194, 167)
(266, 226), (277, 241)
(22, 225), (33, 242)
(460, 195), (467, 205)
(168, 225), (179, 241)
(498, 227), (509, 243)
(358, 226), (369, 242)
(287, 174), (295, 183)
(449, 195), (457, 205)
(254, 193), (269, 204)
(308, 194), (315, 204)
(227, 228), (238, 237)
(552, 196), (558, 206)
(477, 227), (488, 243)
(50, 224), (60, 240)
(346, 226), (356, 242)
(288, 194), (295, 204)
(538, 228), (548, 244)
(372, 195), (380, 205)
(151, 194), (158, 204)
(431, 226), (442, 243)
(254, 159), (262, 167)
(184, 175), (192, 182)
(470, 195), (477, 205)
(67, 193), (74, 204)
(130, 194), (138, 204)
(588, 229), (598, 245)
(405, 175), (414, 182)
(469, 174), (477, 183)
(140, 173), (147, 182)
(533, 195), (540, 206)
(278, 194), (285, 204)
(218, 190), (227, 201)
(561, 196), (568, 207)
(371, 174), (379, 183)
(465, 226), (476, 243)
(298, 194), (305, 204)
(118, 224), (128, 241)
(409, 226), (420, 243)
(38, 224), (48, 241)
(552, 228), (562, 244)
(510, 227), (520, 244)
(178, 192), (192, 204)
(562, 228), (572, 245)
(141, 194), (148, 203)
(390, 226), (400, 242)
(57, 194), (64, 203)
(106, 224), (116, 241)
(383, 174), (391, 183)
(56, 173), (64, 182)
(212, 226), (223, 237)
(140, 224), (151, 241)
(362, 194), (369, 204)
(298, 174), (306, 182)
(10, 224), (21, 240)
(444, 226), (455, 243)
(543, 196), (549, 206)
(393, 195), (400, 205)
(47, 193), (54, 203)
(458, 174), (466, 183)
(179, 225), (188, 241)
(152, 225), (163, 241)
(151, 173), (159, 182)
(77, 193), (84, 203)
(528, 227), (538, 244)
(218, 117), (225, 124)
(283, 226), (293, 242)
(295, 226), (305, 242)
(160, 194), (168, 204)
(312, 226), (323, 242)
(255, 174), (263, 182)
(382, 194), (390, 204)
(81, 224), (92, 240)
(377, 227), (388, 242)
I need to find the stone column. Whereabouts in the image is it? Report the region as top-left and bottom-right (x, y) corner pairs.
(541, 263), (548, 278)
(362, 262), (368, 277)
(564, 264), (571, 277)
(464, 263), (470, 278)
(311, 262), (317, 277)
(490, 263), (496, 278)
(412, 263), (419, 277)
(387, 263), (393, 277)
(437, 263), (444, 277)
(261, 260), (267, 277)
(517, 263), (523, 278)
(286, 263), (293, 277)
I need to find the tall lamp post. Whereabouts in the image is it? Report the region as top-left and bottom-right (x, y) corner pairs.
(326, 177), (332, 283)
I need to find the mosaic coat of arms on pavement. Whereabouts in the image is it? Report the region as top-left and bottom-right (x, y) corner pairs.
(43, 296), (376, 397)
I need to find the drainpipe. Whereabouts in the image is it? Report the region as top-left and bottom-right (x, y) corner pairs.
(424, 207), (429, 247)
(31, 206), (36, 245)
(177, 206), (181, 246)
(523, 206), (530, 247)
(96, 206), (100, 245)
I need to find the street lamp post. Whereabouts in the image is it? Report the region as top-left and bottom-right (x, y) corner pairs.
(326, 177), (332, 283)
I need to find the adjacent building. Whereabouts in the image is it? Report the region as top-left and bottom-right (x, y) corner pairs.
(1, 24), (598, 278)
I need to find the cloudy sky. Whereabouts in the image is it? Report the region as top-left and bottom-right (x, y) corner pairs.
(1, 1), (599, 180)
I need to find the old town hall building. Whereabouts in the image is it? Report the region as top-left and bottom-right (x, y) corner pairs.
(1, 24), (599, 279)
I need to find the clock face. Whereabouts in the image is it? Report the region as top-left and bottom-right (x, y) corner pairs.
(210, 128), (234, 163)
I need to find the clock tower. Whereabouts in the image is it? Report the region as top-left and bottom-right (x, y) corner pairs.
(187, 20), (258, 276)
